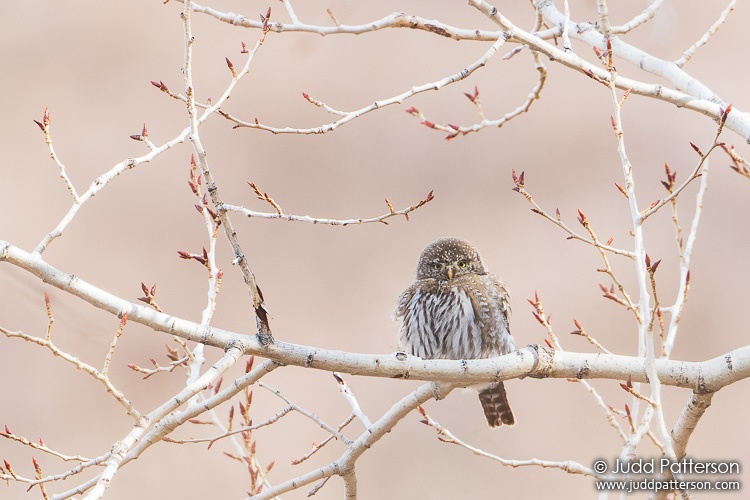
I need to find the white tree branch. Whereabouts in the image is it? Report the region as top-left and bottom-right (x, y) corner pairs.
(81, 346), (245, 499)
(5, 4), (750, 497)
(176, 0), (750, 143)
(420, 407), (599, 477)
(221, 36), (507, 136)
(610, 0), (664, 34)
(675, 0), (736, 68)
(251, 382), (456, 499)
(2, 241), (749, 394)
(184, 2), (502, 41)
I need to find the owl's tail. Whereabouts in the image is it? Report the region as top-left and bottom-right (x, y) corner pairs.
(477, 382), (515, 427)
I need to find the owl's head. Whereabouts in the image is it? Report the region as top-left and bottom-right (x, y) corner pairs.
(415, 237), (488, 281)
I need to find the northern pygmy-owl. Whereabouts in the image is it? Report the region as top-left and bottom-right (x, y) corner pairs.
(395, 237), (516, 427)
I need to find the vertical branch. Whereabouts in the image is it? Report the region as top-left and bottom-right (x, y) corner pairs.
(607, 50), (675, 460)
(596, 0), (612, 37)
(33, 108), (80, 202)
(651, 391), (715, 500)
(181, 1), (273, 343)
(185, 155), (224, 387)
(664, 160), (710, 355)
(561, 0), (572, 52)
(642, 110), (727, 360)
(608, 65), (646, 421)
(671, 391), (714, 460)
(179, 5), (276, 490)
(343, 468), (358, 499)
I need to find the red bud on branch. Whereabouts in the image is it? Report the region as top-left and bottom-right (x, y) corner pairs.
(577, 209), (588, 226)
(150, 80), (169, 92)
(225, 57), (236, 77)
(651, 260), (661, 273)
(721, 103), (732, 124)
(463, 85), (479, 103)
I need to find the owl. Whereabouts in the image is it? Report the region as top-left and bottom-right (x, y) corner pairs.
(394, 237), (515, 427)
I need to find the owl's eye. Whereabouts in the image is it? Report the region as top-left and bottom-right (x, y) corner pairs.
(432, 263), (441, 271)
(458, 261), (468, 268)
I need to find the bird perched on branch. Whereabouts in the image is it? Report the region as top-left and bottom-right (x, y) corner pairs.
(395, 237), (516, 427)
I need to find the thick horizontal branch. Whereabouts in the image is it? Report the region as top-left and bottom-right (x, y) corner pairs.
(2, 240), (748, 393)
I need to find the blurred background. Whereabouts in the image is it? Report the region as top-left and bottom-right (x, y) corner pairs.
(1, 1), (749, 498)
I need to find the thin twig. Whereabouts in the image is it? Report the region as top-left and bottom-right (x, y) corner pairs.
(259, 382), (353, 445)
(1, 326), (140, 420)
(0, 428), (91, 463)
(33, 108), (80, 202)
(675, 0), (736, 68)
(409, 50), (547, 140)
(162, 406), (294, 445)
(511, 171), (635, 258)
(291, 415), (356, 466)
(0, 454), (109, 489)
(102, 313), (128, 377)
(529, 294), (626, 441)
(720, 143), (750, 179)
(577, 208), (640, 320)
(333, 373), (372, 428)
(664, 159), (711, 355)
(224, 191), (433, 226)
(611, 0), (664, 34)
(419, 407), (600, 477)
(570, 319), (612, 355)
(222, 37), (508, 136)
(250, 383), (458, 499)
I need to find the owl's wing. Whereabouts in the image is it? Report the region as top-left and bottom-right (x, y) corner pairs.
(488, 274), (510, 316)
(393, 283), (416, 351)
(393, 284), (416, 322)
(476, 274), (514, 355)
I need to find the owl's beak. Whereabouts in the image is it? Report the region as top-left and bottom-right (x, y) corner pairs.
(445, 266), (454, 280)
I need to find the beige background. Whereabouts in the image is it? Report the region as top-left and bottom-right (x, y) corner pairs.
(1, 1), (749, 498)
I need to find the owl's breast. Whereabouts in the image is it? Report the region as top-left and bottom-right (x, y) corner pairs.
(397, 285), (488, 360)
